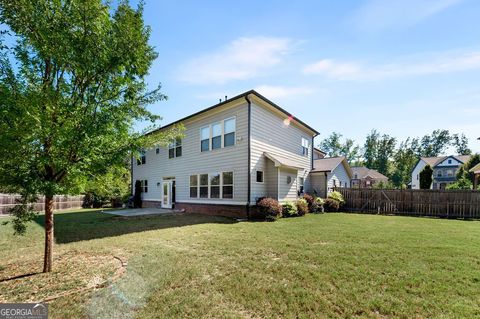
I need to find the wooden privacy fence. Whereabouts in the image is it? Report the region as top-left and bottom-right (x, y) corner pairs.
(0, 193), (85, 215)
(336, 188), (480, 219)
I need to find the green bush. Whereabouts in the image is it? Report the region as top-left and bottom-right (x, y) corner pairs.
(256, 197), (283, 221)
(302, 194), (315, 210)
(296, 199), (309, 216)
(282, 201), (298, 217)
(312, 197), (325, 213)
(324, 198), (340, 212)
(327, 191), (345, 205)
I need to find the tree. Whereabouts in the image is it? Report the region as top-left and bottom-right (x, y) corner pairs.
(419, 129), (451, 157)
(391, 138), (420, 188)
(452, 134), (471, 155)
(456, 153), (480, 182)
(419, 165), (433, 189)
(363, 130), (396, 176)
(318, 132), (360, 164)
(0, 0), (181, 272)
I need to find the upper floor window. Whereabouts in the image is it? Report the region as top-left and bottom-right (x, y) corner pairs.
(437, 170), (443, 177)
(224, 118), (235, 147)
(448, 159), (452, 164)
(201, 127), (210, 152)
(212, 123), (222, 150)
(200, 117), (236, 152)
(155, 147), (160, 154)
(447, 169), (454, 177)
(169, 138), (182, 159)
(137, 150), (146, 165)
(301, 138), (309, 156)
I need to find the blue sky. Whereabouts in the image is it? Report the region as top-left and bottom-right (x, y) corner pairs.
(137, 0), (480, 152)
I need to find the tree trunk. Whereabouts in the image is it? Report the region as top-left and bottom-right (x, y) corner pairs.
(43, 194), (54, 273)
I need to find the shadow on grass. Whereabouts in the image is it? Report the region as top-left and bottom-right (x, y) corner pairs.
(34, 210), (237, 244)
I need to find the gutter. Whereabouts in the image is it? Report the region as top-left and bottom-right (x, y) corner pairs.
(245, 94), (252, 219)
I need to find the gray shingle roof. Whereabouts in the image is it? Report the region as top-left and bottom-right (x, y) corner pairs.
(351, 167), (388, 180)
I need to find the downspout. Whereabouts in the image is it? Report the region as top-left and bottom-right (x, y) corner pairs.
(245, 94), (252, 219)
(130, 154), (134, 195)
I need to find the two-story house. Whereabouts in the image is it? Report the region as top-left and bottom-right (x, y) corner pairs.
(132, 90), (319, 218)
(410, 155), (471, 190)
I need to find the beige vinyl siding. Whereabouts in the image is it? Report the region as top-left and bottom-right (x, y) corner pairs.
(250, 98), (314, 202)
(327, 164), (351, 191)
(278, 168), (299, 202)
(132, 100), (249, 204)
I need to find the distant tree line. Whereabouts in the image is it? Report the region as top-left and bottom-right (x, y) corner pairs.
(319, 129), (476, 189)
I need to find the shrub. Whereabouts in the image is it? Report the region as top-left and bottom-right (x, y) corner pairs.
(324, 198), (340, 212)
(256, 197), (282, 221)
(311, 197), (325, 213)
(327, 191), (345, 205)
(296, 199), (309, 216)
(282, 201), (298, 217)
(302, 194), (315, 210)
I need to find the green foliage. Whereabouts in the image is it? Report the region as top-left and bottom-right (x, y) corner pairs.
(419, 165), (433, 189)
(391, 138), (420, 188)
(373, 180), (396, 189)
(363, 130), (396, 176)
(446, 178), (473, 190)
(2, 193), (38, 235)
(319, 132), (360, 164)
(458, 153), (480, 182)
(256, 197), (282, 221)
(327, 191), (345, 205)
(0, 0), (182, 235)
(82, 164), (130, 208)
(282, 201), (298, 217)
(295, 199), (309, 216)
(452, 134), (471, 155)
(315, 197), (325, 206)
(323, 198), (340, 212)
(419, 130), (451, 157)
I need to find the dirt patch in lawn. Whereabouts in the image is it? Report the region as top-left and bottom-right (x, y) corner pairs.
(0, 251), (125, 303)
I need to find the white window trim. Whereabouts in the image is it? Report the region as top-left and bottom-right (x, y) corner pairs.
(189, 171), (234, 199)
(168, 138), (182, 159)
(255, 170), (264, 184)
(199, 117), (236, 153)
(301, 137), (309, 157)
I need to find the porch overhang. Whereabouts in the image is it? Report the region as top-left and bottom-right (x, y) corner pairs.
(264, 152), (304, 170)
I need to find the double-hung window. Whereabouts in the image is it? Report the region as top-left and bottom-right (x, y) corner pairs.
(224, 118), (235, 147)
(222, 172), (234, 198)
(301, 138), (309, 156)
(137, 150), (146, 165)
(212, 123), (222, 150)
(210, 173), (220, 198)
(168, 138), (182, 159)
(190, 175), (198, 198)
(199, 174), (208, 198)
(201, 127), (210, 152)
(136, 180), (148, 193)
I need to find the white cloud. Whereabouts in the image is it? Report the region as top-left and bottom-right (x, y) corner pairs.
(254, 85), (315, 99)
(177, 36), (293, 85)
(303, 50), (480, 81)
(351, 0), (463, 31)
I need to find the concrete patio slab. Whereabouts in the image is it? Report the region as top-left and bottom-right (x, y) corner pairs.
(103, 208), (183, 217)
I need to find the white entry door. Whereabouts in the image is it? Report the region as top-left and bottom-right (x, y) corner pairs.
(162, 180), (173, 209)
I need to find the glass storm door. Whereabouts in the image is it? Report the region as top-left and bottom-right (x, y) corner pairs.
(162, 181), (173, 209)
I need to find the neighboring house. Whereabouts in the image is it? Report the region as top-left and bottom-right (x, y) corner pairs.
(313, 148), (326, 160)
(132, 90), (319, 218)
(470, 163), (480, 189)
(410, 155), (471, 190)
(350, 167), (389, 188)
(309, 156), (352, 197)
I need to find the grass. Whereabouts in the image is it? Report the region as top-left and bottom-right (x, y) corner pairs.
(1, 210), (480, 318)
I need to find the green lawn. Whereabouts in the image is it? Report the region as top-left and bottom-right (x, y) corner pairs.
(1, 210), (480, 318)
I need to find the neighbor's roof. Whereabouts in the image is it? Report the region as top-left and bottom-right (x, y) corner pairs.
(312, 156), (353, 177)
(420, 155), (471, 167)
(146, 90), (319, 136)
(470, 163), (480, 174)
(264, 152), (304, 170)
(351, 166), (388, 180)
